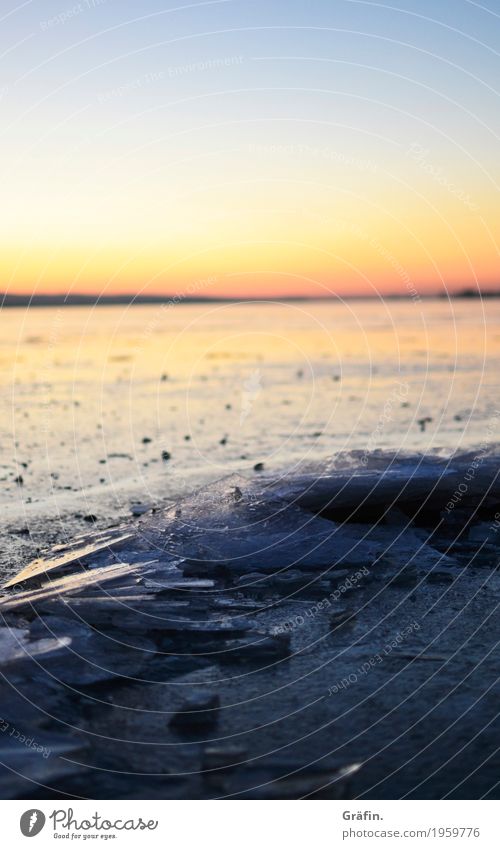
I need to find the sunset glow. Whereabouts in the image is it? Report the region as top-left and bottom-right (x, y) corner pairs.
(1, 0), (498, 298)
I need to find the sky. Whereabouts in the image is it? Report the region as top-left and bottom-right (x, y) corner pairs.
(1, 0), (499, 298)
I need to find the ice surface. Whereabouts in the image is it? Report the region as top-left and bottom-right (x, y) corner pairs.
(0, 452), (499, 799)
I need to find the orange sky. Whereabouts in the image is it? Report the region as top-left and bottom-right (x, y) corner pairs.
(1, 1), (498, 298)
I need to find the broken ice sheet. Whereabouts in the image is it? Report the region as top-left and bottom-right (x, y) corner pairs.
(27, 616), (157, 685)
(0, 626), (70, 665)
(261, 450), (500, 518)
(3, 529), (135, 589)
(145, 476), (375, 572)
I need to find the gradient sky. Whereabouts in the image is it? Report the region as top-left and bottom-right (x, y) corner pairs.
(1, 0), (499, 298)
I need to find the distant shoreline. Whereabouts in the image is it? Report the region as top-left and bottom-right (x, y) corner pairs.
(1, 290), (499, 307)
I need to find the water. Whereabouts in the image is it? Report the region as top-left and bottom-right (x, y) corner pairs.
(1, 298), (499, 521)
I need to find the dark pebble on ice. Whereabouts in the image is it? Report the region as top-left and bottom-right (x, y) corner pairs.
(220, 437), (228, 445)
(14, 475), (23, 485)
(253, 462), (265, 472)
(417, 417), (433, 432)
(184, 435), (191, 441)
(142, 437), (152, 444)
(131, 504), (150, 517)
(161, 450), (171, 461)
(225, 403), (232, 410)
(161, 374), (168, 381)
(83, 514), (98, 523)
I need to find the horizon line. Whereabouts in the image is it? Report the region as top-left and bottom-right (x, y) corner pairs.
(1, 288), (499, 307)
